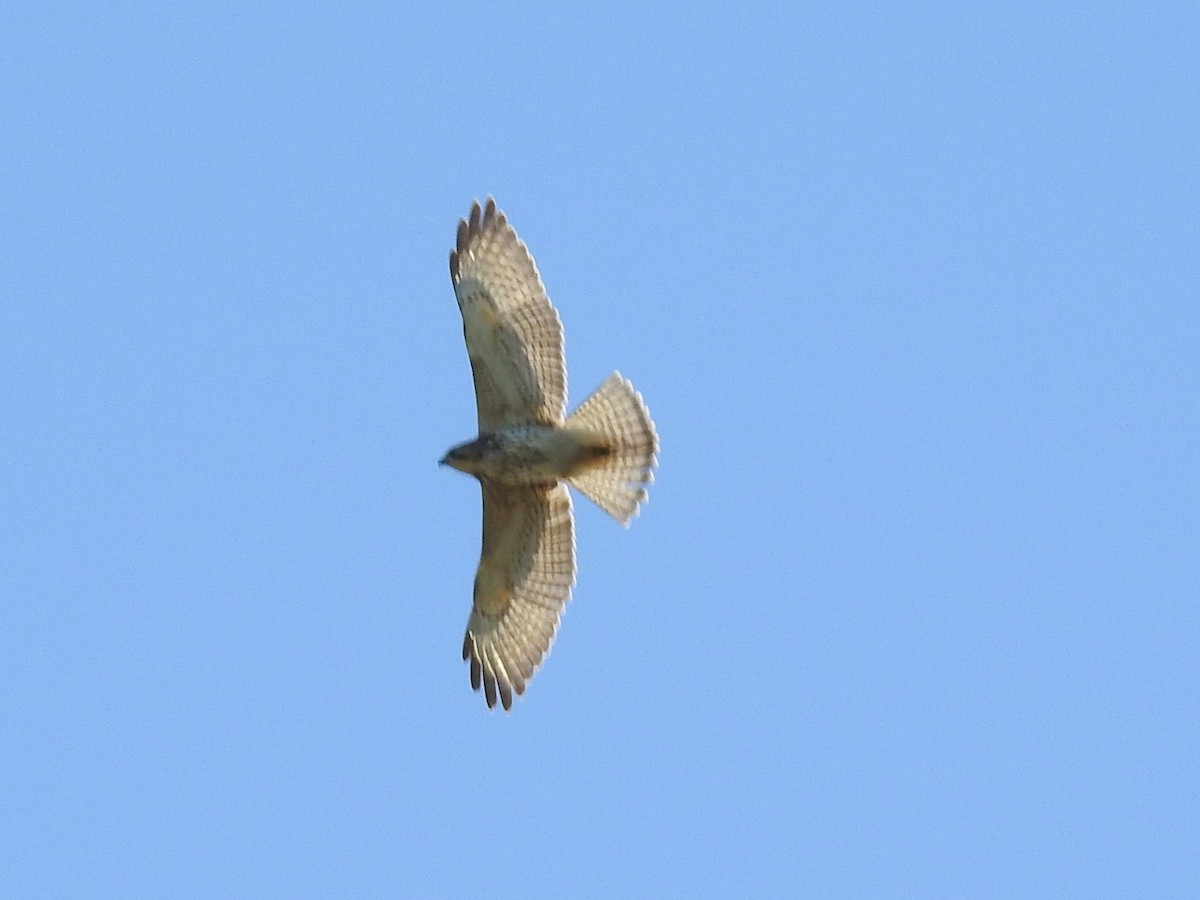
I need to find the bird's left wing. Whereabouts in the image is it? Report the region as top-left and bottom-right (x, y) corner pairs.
(463, 481), (576, 710)
(449, 198), (567, 430)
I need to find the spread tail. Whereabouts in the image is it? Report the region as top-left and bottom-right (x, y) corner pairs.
(564, 372), (658, 525)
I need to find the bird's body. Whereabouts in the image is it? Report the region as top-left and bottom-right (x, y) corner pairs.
(441, 198), (657, 710)
(443, 425), (610, 486)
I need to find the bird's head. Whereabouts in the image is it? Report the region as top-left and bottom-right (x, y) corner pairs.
(440, 436), (492, 476)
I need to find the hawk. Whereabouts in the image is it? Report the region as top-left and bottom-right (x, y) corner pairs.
(440, 198), (658, 710)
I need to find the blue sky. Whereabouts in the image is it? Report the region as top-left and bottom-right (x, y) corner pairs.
(3, 3), (1197, 897)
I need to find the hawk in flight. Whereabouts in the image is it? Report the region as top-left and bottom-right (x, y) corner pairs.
(441, 198), (658, 710)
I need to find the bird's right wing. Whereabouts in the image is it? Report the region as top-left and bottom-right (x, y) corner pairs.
(463, 481), (576, 710)
(450, 198), (567, 430)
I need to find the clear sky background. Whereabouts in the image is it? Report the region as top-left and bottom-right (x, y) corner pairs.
(3, 4), (1197, 897)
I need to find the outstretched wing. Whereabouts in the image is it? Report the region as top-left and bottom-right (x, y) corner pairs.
(462, 481), (576, 710)
(449, 198), (567, 430)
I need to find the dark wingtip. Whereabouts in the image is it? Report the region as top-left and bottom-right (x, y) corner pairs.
(465, 636), (483, 693)
(453, 198), (505, 282)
